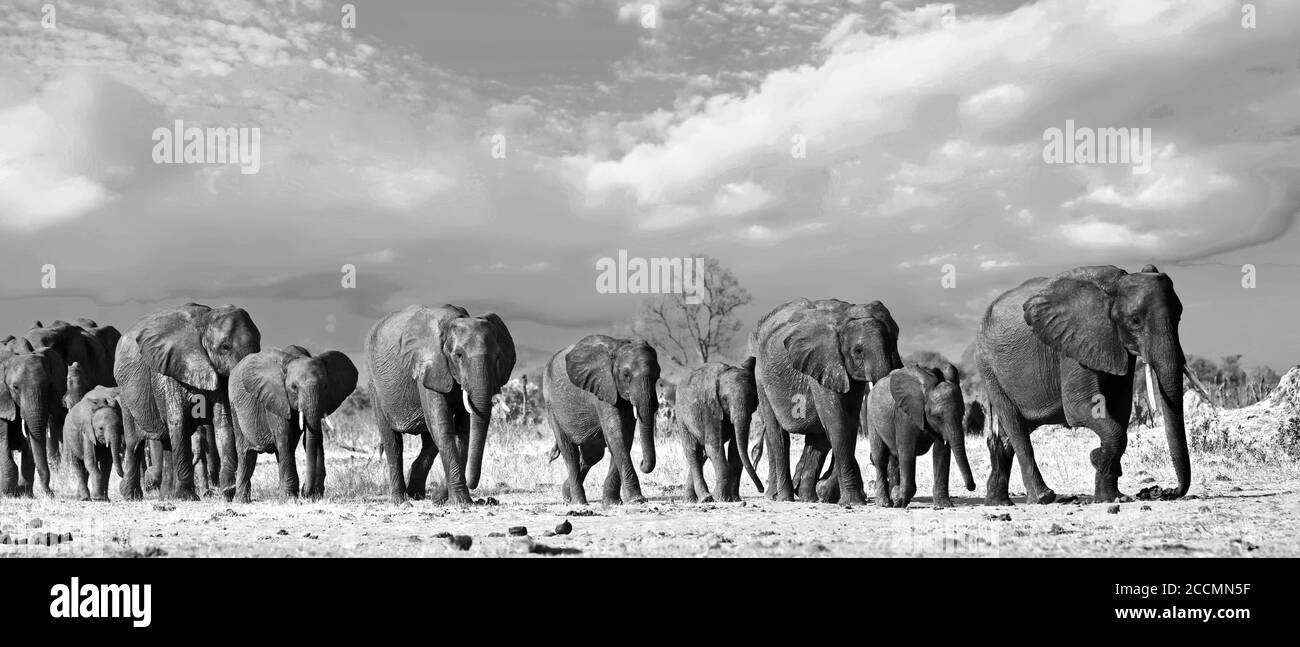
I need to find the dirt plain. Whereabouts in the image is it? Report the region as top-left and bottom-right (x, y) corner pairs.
(2, 420), (1297, 558)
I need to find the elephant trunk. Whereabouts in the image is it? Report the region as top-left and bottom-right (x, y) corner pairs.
(634, 394), (656, 474)
(21, 392), (48, 445)
(730, 399), (764, 493)
(110, 432), (124, 478)
(1151, 341), (1191, 498)
(945, 420), (977, 491)
(464, 367), (495, 490)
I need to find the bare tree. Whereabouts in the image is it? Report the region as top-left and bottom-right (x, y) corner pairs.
(631, 255), (752, 368)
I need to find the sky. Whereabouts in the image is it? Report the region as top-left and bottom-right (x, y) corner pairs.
(0, 0), (1298, 375)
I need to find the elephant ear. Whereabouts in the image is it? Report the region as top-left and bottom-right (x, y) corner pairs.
(41, 348), (68, 410)
(317, 351), (359, 416)
(1023, 277), (1128, 375)
(483, 313), (517, 387)
(565, 335), (620, 405)
(283, 344), (311, 358)
(238, 352), (291, 419)
(401, 309), (455, 393)
(890, 368), (932, 430)
(782, 318), (850, 393)
(0, 360), (14, 421)
(137, 311), (219, 390)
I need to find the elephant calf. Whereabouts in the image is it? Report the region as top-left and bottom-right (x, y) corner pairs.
(64, 386), (125, 501)
(864, 364), (976, 508)
(674, 359), (764, 503)
(230, 346), (358, 502)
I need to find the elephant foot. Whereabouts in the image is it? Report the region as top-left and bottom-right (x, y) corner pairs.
(626, 494), (648, 504)
(816, 478), (839, 504)
(38, 485), (55, 499)
(1026, 488), (1057, 505)
(446, 488), (473, 508)
(121, 488), (143, 501)
(892, 496), (911, 509)
(984, 495), (1014, 506)
(79, 495), (91, 502)
(405, 486), (427, 501)
(932, 497), (955, 509)
(388, 491), (407, 505)
(697, 494), (714, 503)
(94, 496), (110, 503)
(718, 493), (740, 503)
(601, 495), (623, 506)
(764, 478), (794, 501)
(173, 488), (200, 502)
(839, 493), (867, 508)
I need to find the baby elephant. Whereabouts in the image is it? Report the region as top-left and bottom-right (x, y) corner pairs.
(64, 386), (124, 501)
(230, 346), (358, 502)
(865, 364), (976, 508)
(675, 359), (764, 503)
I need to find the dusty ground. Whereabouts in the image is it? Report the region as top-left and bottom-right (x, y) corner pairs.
(2, 422), (1297, 557)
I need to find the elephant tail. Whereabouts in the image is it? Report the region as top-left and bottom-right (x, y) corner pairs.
(749, 417), (764, 467)
(964, 399), (986, 438)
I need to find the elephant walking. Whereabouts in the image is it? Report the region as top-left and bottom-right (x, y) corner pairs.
(864, 364), (975, 508)
(543, 335), (659, 505)
(63, 386), (125, 501)
(749, 299), (902, 506)
(365, 305), (515, 505)
(0, 340), (67, 497)
(24, 319), (120, 462)
(675, 359), (763, 503)
(114, 303), (261, 501)
(974, 265), (1203, 505)
(230, 346), (358, 501)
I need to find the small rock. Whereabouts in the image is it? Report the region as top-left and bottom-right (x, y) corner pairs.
(27, 518), (42, 528)
(508, 526), (528, 537)
(803, 542), (829, 555)
(432, 531), (452, 539)
(1055, 495), (1079, 504)
(565, 509), (597, 517)
(1214, 474), (1232, 482)
(1049, 523), (1068, 535)
(487, 532), (505, 538)
(276, 529), (289, 536)
(447, 535), (472, 551)
(555, 520), (573, 535)
(1198, 505), (1212, 513)
(302, 532), (319, 540)
(1230, 486), (1243, 492)
(1140, 505), (1152, 511)
(984, 513), (1012, 522)
(152, 503), (175, 512)
(485, 497), (500, 506)
(1107, 504), (1120, 514)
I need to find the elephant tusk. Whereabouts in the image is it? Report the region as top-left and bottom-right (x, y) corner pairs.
(462, 390), (472, 414)
(1144, 363), (1160, 419)
(632, 405), (639, 421)
(323, 415), (335, 432)
(298, 411), (304, 429)
(20, 415), (26, 434)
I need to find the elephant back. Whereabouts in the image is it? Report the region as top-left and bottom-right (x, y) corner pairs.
(364, 305), (468, 432)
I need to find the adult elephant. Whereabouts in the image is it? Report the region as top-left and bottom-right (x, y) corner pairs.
(114, 303), (261, 501)
(0, 340), (67, 497)
(975, 265), (1204, 505)
(365, 305), (515, 505)
(543, 335), (659, 505)
(23, 320), (117, 460)
(230, 345), (358, 501)
(749, 298), (902, 506)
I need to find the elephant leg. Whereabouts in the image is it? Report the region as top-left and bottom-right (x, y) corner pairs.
(0, 423), (18, 496)
(27, 425), (54, 499)
(118, 410), (145, 500)
(162, 393), (199, 501)
(204, 425), (221, 496)
(191, 432), (209, 494)
(159, 442), (175, 497)
(95, 451), (112, 502)
(931, 442), (954, 508)
(275, 423), (301, 499)
(704, 430), (734, 503)
(680, 433), (710, 503)
(895, 444), (917, 508)
(793, 434), (829, 502)
(815, 457), (840, 504)
(146, 439), (165, 492)
(19, 438), (36, 497)
(602, 410), (644, 505)
(74, 456), (92, 501)
(553, 427), (585, 505)
(234, 432), (257, 504)
(1073, 399), (1129, 503)
(725, 439), (743, 501)
(870, 434), (892, 507)
(1003, 414), (1053, 504)
(376, 419), (407, 505)
(576, 441), (602, 503)
(405, 431), (438, 501)
(756, 390), (793, 501)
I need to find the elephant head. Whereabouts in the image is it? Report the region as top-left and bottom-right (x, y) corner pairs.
(239, 347), (359, 437)
(891, 364), (976, 492)
(0, 341), (68, 449)
(1023, 264), (1193, 497)
(136, 304), (261, 390)
(80, 385), (125, 477)
(720, 357), (764, 492)
(403, 308), (516, 489)
(565, 335), (660, 473)
(781, 300), (901, 393)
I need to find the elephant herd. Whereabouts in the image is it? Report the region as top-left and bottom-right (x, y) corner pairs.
(0, 264), (1202, 510)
